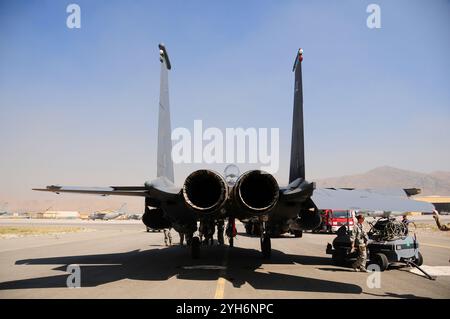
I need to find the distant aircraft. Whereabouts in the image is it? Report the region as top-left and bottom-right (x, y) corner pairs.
(127, 213), (143, 220)
(89, 203), (128, 220)
(0, 202), (8, 216)
(34, 44), (435, 258)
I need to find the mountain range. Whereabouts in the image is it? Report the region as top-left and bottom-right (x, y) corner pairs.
(314, 166), (450, 196)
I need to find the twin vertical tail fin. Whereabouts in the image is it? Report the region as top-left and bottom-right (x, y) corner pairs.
(289, 49), (306, 184)
(157, 45), (304, 186)
(288, 49), (319, 228)
(157, 44), (175, 183)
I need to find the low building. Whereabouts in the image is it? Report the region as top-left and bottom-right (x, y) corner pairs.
(79, 212), (90, 220)
(35, 211), (80, 219)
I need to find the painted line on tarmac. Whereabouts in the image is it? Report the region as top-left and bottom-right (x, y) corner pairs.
(421, 242), (450, 249)
(183, 265), (226, 270)
(410, 266), (450, 277)
(214, 248), (229, 299)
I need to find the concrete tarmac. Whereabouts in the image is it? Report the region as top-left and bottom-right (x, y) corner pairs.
(0, 217), (449, 299)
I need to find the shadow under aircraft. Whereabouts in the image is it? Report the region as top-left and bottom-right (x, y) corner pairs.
(1, 246), (362, 295)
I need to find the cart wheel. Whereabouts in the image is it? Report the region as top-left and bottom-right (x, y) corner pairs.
(370, 253), (388, 271)
(414, 251), (423, 266)
(332, 251), (346, 266)
(293, 230), (302, 238)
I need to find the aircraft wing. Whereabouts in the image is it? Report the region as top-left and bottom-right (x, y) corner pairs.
(33, 177), (181, 203)
(311, 188), (435, 214)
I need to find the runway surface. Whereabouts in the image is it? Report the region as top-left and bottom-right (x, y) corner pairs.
(0, 217), (449, 299)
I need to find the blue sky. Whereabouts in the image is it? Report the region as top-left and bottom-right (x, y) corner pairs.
(0, 0), (449, 209)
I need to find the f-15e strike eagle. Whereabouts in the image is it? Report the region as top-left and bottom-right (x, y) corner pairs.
(34, 44), (434, 258)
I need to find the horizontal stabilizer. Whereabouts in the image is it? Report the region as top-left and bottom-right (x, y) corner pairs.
(33, 185), (148, 197)
(311, 188), (435, 213)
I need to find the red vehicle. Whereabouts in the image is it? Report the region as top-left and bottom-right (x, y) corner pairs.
(315, 209), (354, 233)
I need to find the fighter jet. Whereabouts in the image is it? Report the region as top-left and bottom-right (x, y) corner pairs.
(34, 44), (434, 258)
(0, 202), (8, 216)
(127, 213), (143, 220)
(89, 203), (128, 220)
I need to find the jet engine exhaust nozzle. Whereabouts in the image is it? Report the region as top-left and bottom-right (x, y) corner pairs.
(235, 170), (279, 213)
(183, 170), (228, 213)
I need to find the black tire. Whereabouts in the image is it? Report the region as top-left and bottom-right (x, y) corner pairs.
(245, 223), (252, 235)
(191, 236), (200, 259)
(261, 235), (271, 259)
(293, 230), (302, 238)
(332, 251), (346, 266)
(370, 253), (388, 271)
(414, 251), (424, 266)
(218, 233), (224, 245)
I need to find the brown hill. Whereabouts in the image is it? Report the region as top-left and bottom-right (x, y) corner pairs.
(314, 166), (450, 196)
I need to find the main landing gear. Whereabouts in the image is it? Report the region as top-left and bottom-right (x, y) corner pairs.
(191, 236), (201, 259)
(190, 218), (272, 259)
(260, 221), (271, 259)
(226, 217), (236, 247)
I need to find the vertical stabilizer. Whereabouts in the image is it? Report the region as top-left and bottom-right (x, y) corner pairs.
(289, 48), (305, 183)
(157, 43), (175, 183)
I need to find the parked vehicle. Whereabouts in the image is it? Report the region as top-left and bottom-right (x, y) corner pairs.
(314, 209), (354, 233)
(326, 218), (432, 280)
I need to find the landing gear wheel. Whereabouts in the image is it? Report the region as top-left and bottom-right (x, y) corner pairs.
(226, 217), (236, 247)
(370, 253), (388, 271)
(218, 232), (224, 246)
(261, 234), (271, 259)
(191, 236), (200, 259)
(414, 251), (423, 266)
(245, 223), (252, 235)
